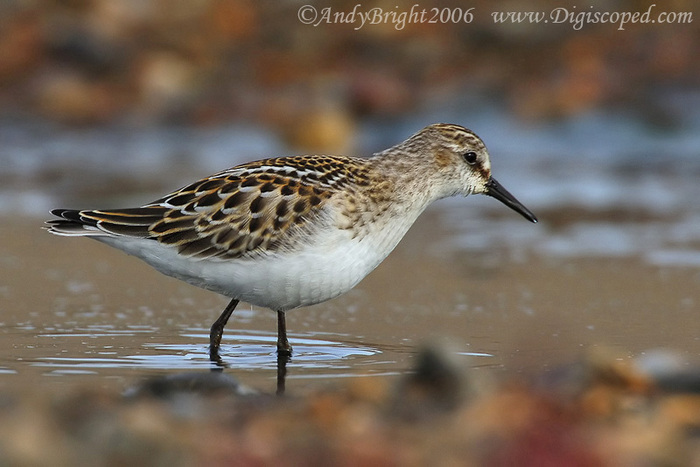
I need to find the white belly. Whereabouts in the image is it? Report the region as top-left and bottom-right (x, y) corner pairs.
(97, 216), (414, 311)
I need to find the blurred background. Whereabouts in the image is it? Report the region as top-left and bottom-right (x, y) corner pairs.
(0, 0), (698, 220)
(1, 0), (700, 373)
(2, 0), (700, 357)
(2, 2), (700, 463)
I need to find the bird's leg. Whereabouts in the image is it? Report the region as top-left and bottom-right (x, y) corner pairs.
(276, 310), (293, 356)
(209, 298), (239, 362)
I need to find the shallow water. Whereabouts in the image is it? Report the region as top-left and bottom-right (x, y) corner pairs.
(3, 210), (700, 395)
(2, 106), (700, 395)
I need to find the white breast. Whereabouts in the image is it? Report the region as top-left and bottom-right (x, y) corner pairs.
(96, 209), (419, 311)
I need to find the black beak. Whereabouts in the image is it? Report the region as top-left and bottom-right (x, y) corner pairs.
(485, 178), (538, 223)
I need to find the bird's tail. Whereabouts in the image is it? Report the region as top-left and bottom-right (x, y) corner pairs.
(46, 209), (105, 236)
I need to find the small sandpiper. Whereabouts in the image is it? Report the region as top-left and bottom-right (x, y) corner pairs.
(47, 123), (537, 363)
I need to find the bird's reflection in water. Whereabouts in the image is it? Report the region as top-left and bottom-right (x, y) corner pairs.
(126, 352), (290, 400)
(276, 353), (290, 395)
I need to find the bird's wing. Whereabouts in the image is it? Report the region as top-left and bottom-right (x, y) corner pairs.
(48, 155), (370, 260)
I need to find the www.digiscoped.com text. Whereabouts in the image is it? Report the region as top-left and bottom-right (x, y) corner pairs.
(298, 4), (692, 31)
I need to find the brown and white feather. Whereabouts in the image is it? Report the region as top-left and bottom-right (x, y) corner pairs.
(46, 123), (528, 310)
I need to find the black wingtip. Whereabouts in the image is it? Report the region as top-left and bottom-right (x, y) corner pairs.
(48, 208), (101, 227)
(50, 208), (80, 221)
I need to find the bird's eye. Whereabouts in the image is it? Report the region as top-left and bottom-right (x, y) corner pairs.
(462, 151), (478, 165)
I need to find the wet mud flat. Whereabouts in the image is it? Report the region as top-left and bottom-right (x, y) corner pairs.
(2, 210), (700, 464)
